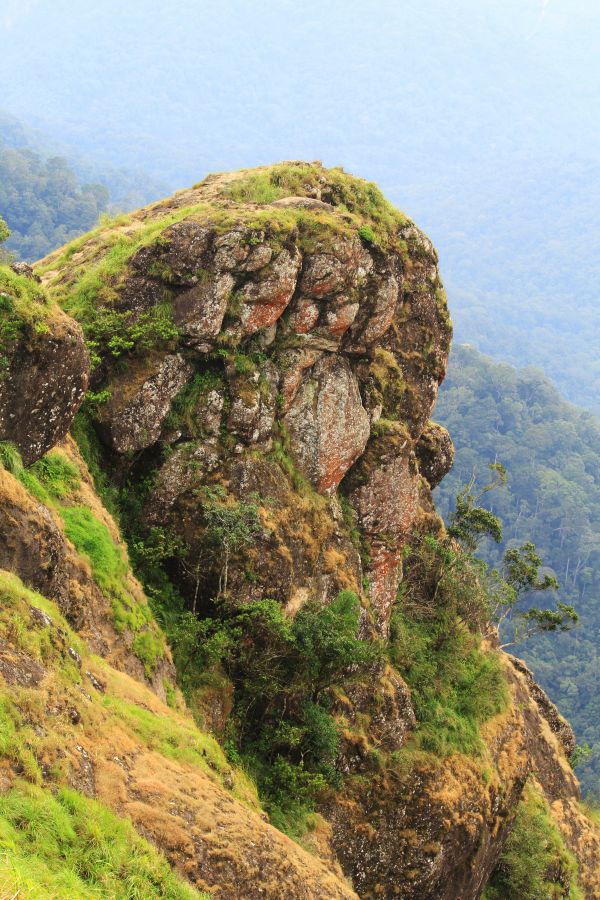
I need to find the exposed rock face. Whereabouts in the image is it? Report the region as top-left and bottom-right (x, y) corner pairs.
(416, 420), (455, 488)
(0, 279), (89, 464)
(284, 355), (371, 493)
(39, 163), (451, 627)
(23, 162), (598, 898)
(98, 353), (194, 453)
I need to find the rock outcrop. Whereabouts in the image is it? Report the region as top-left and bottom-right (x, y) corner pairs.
(0, 162), (595, 898)
(0, 265), (89, 464)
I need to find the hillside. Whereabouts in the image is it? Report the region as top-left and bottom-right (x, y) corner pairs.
(434, 344), (600, 799)
(0, 163), (598, 897)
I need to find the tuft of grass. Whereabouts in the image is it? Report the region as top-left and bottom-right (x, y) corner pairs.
(0, 780), (205, 899)
(29, 452), (80, 499)
(389, 606), (508, 757)
(0, 698), (42, 785)
(59, 506), (128, 598)
(484, 782), (582, 899)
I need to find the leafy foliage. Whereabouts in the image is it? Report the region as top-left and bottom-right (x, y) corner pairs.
(167, 590), (381, 834)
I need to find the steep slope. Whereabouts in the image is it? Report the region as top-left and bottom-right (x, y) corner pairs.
(0, 162), (598, 897)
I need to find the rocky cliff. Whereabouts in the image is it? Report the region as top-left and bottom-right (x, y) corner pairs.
(0, 162), (598, 898)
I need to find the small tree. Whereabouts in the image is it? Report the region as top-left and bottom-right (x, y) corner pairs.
(448, 465), (578, 646)
(0, 215), (9, 245)
(180, 486), (264, 612)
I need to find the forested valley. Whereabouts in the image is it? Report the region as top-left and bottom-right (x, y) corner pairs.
(435, 344), (600, 798)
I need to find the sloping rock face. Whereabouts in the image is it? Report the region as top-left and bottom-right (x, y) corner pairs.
(0, 266), (89, 464)
(26, 163), (599, 898)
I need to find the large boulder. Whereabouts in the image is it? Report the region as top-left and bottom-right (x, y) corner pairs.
(0, 268), (89, 464)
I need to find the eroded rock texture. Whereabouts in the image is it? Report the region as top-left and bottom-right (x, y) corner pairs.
(28, 162), (599, 899)
(0, 283), (89, 464)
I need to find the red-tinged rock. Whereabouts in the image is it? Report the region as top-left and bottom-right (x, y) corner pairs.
(287, 295), (321, 334)
(346, 428), (419, 634)
(320, 295), (360, 339)
(283, 355), (370, 493)
(279, 348), (323, 412)
(239, 247), (301, 335)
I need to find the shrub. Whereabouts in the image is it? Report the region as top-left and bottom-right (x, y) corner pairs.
(167, 591), (380, 830)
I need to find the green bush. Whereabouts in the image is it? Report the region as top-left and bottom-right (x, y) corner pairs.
(167, 591), (380, 830)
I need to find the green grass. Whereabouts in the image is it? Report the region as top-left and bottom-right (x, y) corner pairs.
(221, 162), (409, 249)
(389, 606), (508, 756)
(60, 506), (129, 597)
(0, 698), (43, 785)
(484, 782), (582, 899)
(0, 780), (205, 899)
(101, 692), (257, 807)
(57, 503), (165, 675)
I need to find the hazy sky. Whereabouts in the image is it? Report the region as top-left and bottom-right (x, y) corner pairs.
(1, 0), (599, 408)
(1, 0), (598, 187)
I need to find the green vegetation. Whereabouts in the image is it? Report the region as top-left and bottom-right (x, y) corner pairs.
(435, 344), (600, 796)
(168, 590), (381, 837)
(222, 162), (408, 250)
(0, 441), (165, 676)
(0, 213), (9, 245)
(60, 506), (128, 597)
(0, 140), (109, 262)
(0, 781), (204, 899)
(0, 264), (52, 359)
(0, 443), (79, 506)
(391, 534), (508, 757)
(484, 783), (582, 899)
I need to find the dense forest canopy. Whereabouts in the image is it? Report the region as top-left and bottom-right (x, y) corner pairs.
(435, 344), (600, 797)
